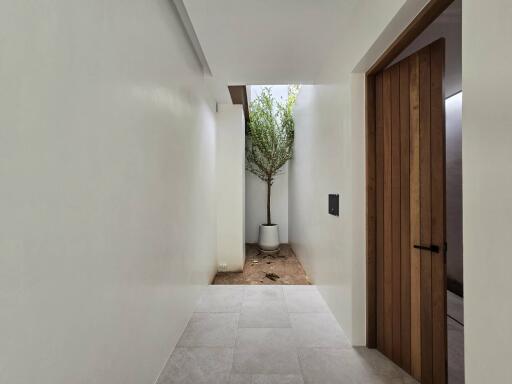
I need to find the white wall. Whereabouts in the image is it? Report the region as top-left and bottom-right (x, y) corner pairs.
(289, 81), (366, 345)
(463, 1), (512, 382)
(0, 1), (218, 383)
(216, 104), (245, 271)
(289, 84), (348, 323)
(245, 85), (290, 244)
(287, 0), (433, 346)
(245, 170), (289, 243)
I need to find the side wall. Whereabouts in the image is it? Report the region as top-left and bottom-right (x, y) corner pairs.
(216, 104), (246, 271)
(463, 1), (512, 382)
(288, 0), (430, 347)
(0, 1), (218, 383)
(289, 81), (366, 344)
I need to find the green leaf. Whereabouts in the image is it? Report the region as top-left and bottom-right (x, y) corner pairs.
(245, 85), (299, 223)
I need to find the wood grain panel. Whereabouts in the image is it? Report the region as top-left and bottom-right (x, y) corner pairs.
(369, 29), (447, 384)
(430, 39), (447, 384)
(375, 73), (385, 351)
(382, 70), (393, 358)
(399, 58), (411, 373)
(419, 45), (433, 384)
(409, 52), (422, 381)
(390, 64), (402, 364)
(367, 7), (454, 372)
(228, 85), (249, 130)
(366, 75), (377, 348)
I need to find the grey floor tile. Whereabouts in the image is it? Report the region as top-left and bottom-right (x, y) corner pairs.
(448, 317), (465, 384)
(282, 285), (317, 293)
(195, 285), (244, 313)
(229, 373), (253, 384)
(239, 300), (291, 328)
(252, 374), (305, 384)
(233, 328), (301, 375)
(164, 285), (422, 384)
(284, 288), (329, 313)
(244, 285), (285, 302)
(298, 348), (417, 384)
(177, 313), (238, 347)
(352, 348), (408, 379)
(157, 347), (233, 384)
(447, 291), (464, 325)
(363, 375), (419, 384)
(299, 348), (372, 384)
(290, 313), (350, 348)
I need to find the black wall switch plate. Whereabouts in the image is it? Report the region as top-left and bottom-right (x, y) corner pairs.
(328, 194), (339, 216)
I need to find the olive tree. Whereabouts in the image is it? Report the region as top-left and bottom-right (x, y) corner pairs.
(246, 86), (299, 225)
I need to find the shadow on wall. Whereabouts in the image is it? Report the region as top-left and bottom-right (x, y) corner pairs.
(445, 92), (463, 295)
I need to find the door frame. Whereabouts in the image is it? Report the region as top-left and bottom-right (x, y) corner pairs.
(365, 0), (455, 349)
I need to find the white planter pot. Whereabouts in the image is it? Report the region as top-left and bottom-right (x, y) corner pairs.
(258, 224), (280, 251)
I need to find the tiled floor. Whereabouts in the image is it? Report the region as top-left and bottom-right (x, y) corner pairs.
(157, 285), (418, 384)
(213, 245), (310, 285)
(447, 291), (464, 384)
(447, 291), (464, 325)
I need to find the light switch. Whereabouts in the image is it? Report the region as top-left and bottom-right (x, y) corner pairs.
(328, 194), (339, 216)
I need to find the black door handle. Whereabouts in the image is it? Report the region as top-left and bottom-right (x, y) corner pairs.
(413, 244), (440, 253)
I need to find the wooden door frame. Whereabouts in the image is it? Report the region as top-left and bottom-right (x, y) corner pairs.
(366, 0), (454, 349)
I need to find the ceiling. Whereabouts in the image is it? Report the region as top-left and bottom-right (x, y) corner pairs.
(182, 0), (409, 85)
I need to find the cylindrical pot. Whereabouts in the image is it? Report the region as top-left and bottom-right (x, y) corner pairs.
(258, 224), (280, 251)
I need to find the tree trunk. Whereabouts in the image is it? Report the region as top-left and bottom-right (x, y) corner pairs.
(266, 179), (272, 225)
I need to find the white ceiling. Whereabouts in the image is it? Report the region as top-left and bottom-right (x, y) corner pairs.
(182, 0), (409, 85)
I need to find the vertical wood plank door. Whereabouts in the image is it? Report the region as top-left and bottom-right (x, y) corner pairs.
(373, 39), (446, 384)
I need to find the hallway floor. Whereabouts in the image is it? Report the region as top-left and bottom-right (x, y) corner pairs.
(447, 291), (465, 384)
(156, 285), (417, 384)
(213, 244), (310, 285)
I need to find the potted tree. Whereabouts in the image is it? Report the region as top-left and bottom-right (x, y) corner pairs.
(246, 86), (298, 251)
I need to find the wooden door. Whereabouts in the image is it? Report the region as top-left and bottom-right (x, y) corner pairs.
(373, 39), (446, 383)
